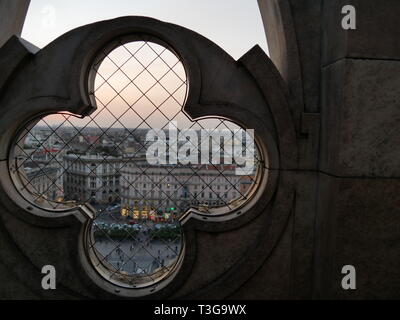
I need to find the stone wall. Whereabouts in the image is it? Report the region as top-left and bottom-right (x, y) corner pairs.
(0, 0), (30, 47)
(249, 0), (400, 299)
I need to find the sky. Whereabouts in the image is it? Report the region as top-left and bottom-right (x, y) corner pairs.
(22, 0), (269, 59)
(21, 0), (269, 129)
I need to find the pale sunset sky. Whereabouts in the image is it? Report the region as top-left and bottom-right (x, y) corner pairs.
(21, 1), (269, 129)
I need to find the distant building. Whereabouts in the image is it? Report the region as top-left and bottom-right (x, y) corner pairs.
(239, 176), (254, 195)
(120, 157), (243, 214)
(63, 154), (121, 204)
(85, 136), (100, 146)
(22, 126), (255, 211)
(25, 166), (60, 201)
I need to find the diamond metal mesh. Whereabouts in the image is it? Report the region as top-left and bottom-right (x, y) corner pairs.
(10, 37), (262, 287)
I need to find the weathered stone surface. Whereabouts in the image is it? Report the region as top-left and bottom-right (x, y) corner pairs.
(258, 0), (323, 115)
(322, 0), (400, 66)
(259, 0), (400, 300)
(0, 36), (37, 94)
(315, 176), (400, 299)
(257, 0), (303, 129)
(228, 213), (293, 300)
(320, 58), (400, 177)
(0, 0), (30, 48)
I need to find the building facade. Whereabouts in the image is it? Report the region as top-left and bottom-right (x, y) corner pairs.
(63, 154), (121, 204)
(119, 157), (247, 214)
(25, 166), (59, 201)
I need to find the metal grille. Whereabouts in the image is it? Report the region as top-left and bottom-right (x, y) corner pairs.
(10, 37), (262, 288)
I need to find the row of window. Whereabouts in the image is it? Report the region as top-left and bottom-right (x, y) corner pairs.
(125, 190), (236, 200)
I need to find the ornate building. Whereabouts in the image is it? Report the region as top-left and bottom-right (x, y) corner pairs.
(25, 165), (59, 201)
(120, 157), (244, 214)
(63, 154), (121, 204)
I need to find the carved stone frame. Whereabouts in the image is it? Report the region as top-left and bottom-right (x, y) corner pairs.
(0, 16), (297, 299)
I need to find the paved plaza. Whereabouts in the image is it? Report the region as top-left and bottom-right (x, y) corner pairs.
(94, 238), (181, 275)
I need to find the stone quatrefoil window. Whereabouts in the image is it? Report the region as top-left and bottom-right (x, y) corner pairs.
(10, 36), (262, 289)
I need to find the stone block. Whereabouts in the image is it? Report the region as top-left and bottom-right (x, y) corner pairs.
(316, 176), (400, 299)
(323, 0), (400, 66)
(320, 58), (400, 177)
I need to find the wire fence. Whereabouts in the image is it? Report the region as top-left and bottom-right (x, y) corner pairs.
(11, 37), (261, 287)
